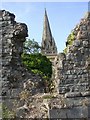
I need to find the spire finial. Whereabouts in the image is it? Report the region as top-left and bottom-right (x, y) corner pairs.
(45, 8), (47, 16)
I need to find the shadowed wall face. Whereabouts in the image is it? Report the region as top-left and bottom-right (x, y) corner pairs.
(0, 10), (28, 96)
(0, 10), (47, 118)
(0, 9), (45, 109)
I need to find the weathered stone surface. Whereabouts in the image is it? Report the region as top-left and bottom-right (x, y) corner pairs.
(49, 96), (90, 119)
(65, 92), (82, 98)
(58, 12), (90, 95)
(49, 106), (89, 119)
(16, 104), (29, 118)
(0, 10), (46, 118)
(50, 12), (90, 119)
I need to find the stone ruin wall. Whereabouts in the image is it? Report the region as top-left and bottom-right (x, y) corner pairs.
(50, 12), (90, 119)
(58, 12), (90, 97)
(0, 10), (48, 118)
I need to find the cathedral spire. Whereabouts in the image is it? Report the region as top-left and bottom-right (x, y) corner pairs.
(41, 9), (57, 55)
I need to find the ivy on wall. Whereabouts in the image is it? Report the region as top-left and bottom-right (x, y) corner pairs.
(63, 31), (75, 54)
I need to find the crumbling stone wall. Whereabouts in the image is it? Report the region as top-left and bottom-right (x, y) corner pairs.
(58, 12), (90, 97)
(1, 10), (28, 96)
(0, 10), (47, 118)
(50, 12), (90, 119)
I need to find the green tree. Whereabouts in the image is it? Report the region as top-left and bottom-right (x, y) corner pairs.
(21, 53), (52, 78)
(23, 39), (41, 54)
(22, 39), (52, 78)
(22, 39), (53, 92)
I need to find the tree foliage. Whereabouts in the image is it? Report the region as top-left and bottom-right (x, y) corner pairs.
(22, 39), (53, 92)
(22, 39), (52, 78)
(21, 53), (52, 78)
(23, 39), (41, 54)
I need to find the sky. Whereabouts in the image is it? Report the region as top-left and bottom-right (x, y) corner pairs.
(1, 2), (89, 52)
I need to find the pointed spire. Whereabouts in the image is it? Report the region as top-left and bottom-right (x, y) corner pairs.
(41, 9), (57, 55)
(42, 8), (52, 42)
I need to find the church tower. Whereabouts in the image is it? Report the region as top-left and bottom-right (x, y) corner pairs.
(41, 9), (57, 60)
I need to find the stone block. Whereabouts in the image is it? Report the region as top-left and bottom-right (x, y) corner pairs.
(49, 106), (89, 119)
(65, 92), (82, 98)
